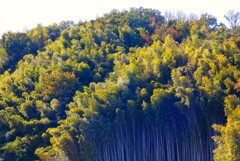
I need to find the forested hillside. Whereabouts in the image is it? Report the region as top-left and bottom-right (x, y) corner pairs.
(0, 8), (239, 161)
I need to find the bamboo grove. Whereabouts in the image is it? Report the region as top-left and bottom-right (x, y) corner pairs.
(0, 8), (239, 161)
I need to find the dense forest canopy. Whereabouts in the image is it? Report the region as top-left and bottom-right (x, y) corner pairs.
(0, 8), (239, 161)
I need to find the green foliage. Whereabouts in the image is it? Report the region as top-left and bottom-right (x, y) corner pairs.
(1, 32), (37, 71)
(213, 95), (240, 161)
(0, 46), (8, 72)
(0, 8), (239, 161)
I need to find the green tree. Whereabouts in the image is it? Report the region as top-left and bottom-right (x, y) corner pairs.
(1, 32), (36, 70)
(213, 95), (240, 161)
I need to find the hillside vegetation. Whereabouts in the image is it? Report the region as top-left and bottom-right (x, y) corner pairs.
(0, 8), (240, 161)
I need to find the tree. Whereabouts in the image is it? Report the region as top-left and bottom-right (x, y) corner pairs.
(1, 32), (36, 70)
(0, 46), (8, 72)
(234, 78), (240, 92)
(28, 24), (50, 50)
(200, 13), (218, 30)
(224, 10), (240, 29)
(213, 95), (240, 161)
(37, 71), (80, 106)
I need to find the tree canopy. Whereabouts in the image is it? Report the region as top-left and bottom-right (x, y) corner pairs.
(0, 8), (239, 161)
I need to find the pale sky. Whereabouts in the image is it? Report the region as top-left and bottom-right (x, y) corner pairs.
(0, 0), (239, 35)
